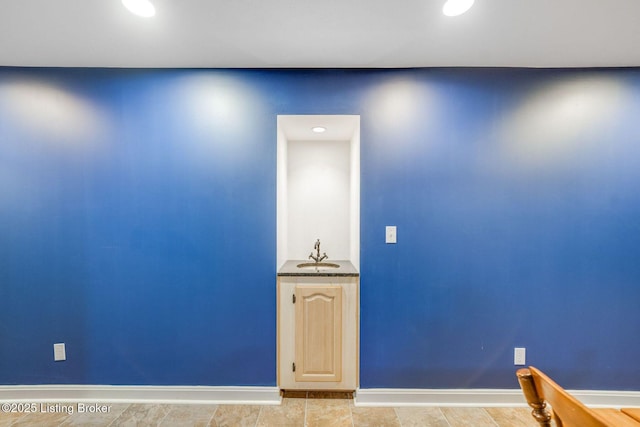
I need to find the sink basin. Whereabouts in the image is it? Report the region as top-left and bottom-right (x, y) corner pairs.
(296, 262), (340, 270)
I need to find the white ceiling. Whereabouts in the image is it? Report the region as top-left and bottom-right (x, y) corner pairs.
(1, 0), (640, 69)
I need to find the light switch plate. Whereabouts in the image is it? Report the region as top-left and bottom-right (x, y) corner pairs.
(54, 343), (66, 361)
(385, 226), (397, 244)
(514, 347), (526, 366)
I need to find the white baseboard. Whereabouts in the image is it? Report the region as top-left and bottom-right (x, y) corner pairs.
(354, 388), (640, 408)
(570, 390), (640, 409)
(0, 385), (281, 405)
(3, 385), (639, 409)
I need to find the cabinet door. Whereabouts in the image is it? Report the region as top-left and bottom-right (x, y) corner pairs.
(295, 285), (342, 382)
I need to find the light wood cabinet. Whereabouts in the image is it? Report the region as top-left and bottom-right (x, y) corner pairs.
(295, 285), (342, 382)
(278, 276), (358, 391)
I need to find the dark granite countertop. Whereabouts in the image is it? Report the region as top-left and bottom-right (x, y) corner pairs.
(277, 260), (359, 277)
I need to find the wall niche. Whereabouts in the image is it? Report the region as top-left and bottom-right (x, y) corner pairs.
(276, 115), (360, 270)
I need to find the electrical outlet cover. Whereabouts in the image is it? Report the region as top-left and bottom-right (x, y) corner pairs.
(385, 226), (397, 244)
(54, 343), (66, 361)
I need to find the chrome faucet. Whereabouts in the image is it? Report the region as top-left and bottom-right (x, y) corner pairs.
(309, 239), (328, 263)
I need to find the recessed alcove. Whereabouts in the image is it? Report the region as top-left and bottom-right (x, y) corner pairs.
(276, 115), (360, 271)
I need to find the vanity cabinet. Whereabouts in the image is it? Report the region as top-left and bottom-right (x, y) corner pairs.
(295, 285), (343, 382)
(277, 275), (359, 391)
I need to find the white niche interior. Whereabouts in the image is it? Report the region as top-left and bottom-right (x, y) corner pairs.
(277, 115), (360, 271)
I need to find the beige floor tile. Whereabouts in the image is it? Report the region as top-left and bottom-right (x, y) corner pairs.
(1, 398), (555, 427)
(485, 407), (539, 427)
(58, 403), (130, 426)
(256, 398), (305, 427)
(10, 410), (72, 427)
(0, 411), (27, 427)
(210, 405), (261, 427)
(111, 403), (170, 427)
(306, 398), (352, 427)
(441, 407), (496, 427)
(351, 406), (400, 427)
(394, 407), (450, 427)
(159, 404), (219, 427)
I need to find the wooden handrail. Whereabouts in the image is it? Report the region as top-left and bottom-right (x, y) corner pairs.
(517, 367), (640, 427)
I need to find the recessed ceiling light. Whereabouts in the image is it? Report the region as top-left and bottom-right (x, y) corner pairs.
(442, 0), (474, 17)
(122, 0), (156, 18)
(312, 126), (327, 133)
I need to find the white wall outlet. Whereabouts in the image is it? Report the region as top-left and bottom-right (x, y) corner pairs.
(54, 343), (66, 361)
(385, 226), (397, 244)
(514, 347), (526, 366)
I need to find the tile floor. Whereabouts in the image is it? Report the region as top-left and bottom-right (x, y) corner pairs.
(0, 397), (541, 427)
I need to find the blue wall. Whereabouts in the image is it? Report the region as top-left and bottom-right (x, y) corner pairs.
(1, 67), (639, 389)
